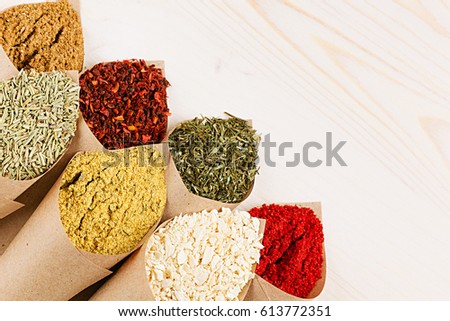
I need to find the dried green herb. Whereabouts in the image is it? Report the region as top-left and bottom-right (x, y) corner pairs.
(0, 70), (79, 180)
(169, 114), (260, 203)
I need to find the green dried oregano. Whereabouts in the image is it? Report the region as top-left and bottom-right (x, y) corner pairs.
(169, 114), (260, 203)
(0, 70), (79, 180)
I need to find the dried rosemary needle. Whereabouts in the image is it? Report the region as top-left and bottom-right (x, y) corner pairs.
(0, 70), (79, 180)
(169, 115), (260, 203)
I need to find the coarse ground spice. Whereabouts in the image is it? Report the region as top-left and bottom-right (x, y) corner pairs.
(79, 60), (170, 150)
(0, 0), (84, 72)
(59, 147), (166, 255)
(249, 204), (324, 298)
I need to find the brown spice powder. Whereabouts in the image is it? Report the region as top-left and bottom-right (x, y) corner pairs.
(0, 0), (84, 71)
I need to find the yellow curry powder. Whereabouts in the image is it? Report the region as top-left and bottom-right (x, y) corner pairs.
(0, 0), (84, 71)
(59, 147), (166, 255)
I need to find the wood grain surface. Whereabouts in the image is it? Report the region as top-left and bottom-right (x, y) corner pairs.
(1, 0), (449, 300)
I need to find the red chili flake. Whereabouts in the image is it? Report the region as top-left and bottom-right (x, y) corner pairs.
(79, 59), (170, 150)
(249, 204), (324, 298)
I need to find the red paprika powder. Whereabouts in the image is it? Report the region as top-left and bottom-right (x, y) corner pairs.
(79, 59), (170, 150)
(249, 204), (324, 298)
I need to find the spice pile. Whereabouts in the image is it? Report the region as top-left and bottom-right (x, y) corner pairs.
(169, 115), (260, 203)
(59, 147), (166, 255)
(0, 0), (84, 71)
(249, 204), (324, 298)
(0, 70), (79, 180)
(79, 60), (170, 150)
(145, 208), (263, 301)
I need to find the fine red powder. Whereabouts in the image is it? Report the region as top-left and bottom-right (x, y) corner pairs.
(249, 204), (324, 298)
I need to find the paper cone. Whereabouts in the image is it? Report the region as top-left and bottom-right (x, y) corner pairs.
(162, 119), (255, 221)
(91, 215), (266, 301)
(89, 240), (153, 301)
(244, 202), (326, 301)
(0, 175), (110, 300)
(76, 59), (166, 153)
(0, 146), (165, 300)
(0, 200), (40, 257)
(0, 45), (82, 219)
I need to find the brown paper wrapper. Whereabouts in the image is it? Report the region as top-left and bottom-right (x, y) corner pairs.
(91, 214), (266, 301)
(0, 178), (111, 300)
(162, 119), (255, 221)
(244, 202), (326, 301)
(89, 239), (152, 301)
(0, 145), (166, 300)
(0, 45), (81, 219)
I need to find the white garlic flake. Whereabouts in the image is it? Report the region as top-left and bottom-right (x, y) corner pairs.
(145, 208), (263, 301)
